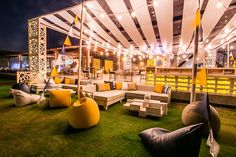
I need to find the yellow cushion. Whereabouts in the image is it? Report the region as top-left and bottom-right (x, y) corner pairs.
(54, 77), (61, 84)
(154, 84), (164, 93)
(116, 82), (122, 90)
(70, 78), (76, 85)
(64, 78), (71, 84)
(128, 83), (136, 91)
(68, 98), (100, 129)
(48, 89), (71, 108)
(97, 83), (105, 92)
(104, 83), (111, 91)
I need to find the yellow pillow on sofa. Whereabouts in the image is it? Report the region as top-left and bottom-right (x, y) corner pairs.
(104, 83), (110, 91)
(97, 83), (105, 92)
(116, 82), (122, 90)
(48, 89), (72, 108)
(54, 77), (61, 84)
(154, 84), (164, 93)
(70, 78), (76, 85)
(128, 83), (136, 90)
(64, 78), (71, 84)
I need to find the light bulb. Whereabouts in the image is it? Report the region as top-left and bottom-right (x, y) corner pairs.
(153, 0), (158, 6)
(216, 1), (223, 9)
(100, 13), (105, 18)
(117, 15), (122, 21)
(131, 11), (136, 18)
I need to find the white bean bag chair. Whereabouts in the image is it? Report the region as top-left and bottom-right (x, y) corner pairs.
(11, 89), (46, 106)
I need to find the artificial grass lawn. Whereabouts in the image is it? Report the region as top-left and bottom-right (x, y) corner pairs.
(0, 85), (236, 157)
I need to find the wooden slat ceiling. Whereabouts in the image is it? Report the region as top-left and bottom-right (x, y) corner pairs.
(38, 0), (236, 56)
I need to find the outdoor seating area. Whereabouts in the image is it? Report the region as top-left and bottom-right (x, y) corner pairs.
(1, 0), (236, 156)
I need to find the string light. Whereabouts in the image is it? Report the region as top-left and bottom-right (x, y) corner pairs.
(131, 11), (136, 18)
(87, 45), (91, 49)
(216, 1), (223, 9)
(117, 15), (122, 21)
(224, 27), (230, 34)
(100, 13), (105, 18)
(153, 0), (158, 6)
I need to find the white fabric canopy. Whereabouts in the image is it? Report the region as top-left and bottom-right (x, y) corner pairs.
(37, 0), (236, 56)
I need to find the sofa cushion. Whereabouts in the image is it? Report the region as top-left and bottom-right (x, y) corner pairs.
(122, 82), (128, 90)
(70, 78), (76, 85)
(128, 83), (136, 91)
(64, 78), (71, 84)
(94, 90), (125, 102)
(104, 81), (115, 90)
(125, 90), (169, 102)
(116, 82), (122, 90)
(104, 83), (111, 91)
(97, 83), (105, 92)
(136, 85), (154, 91)
(54, 77), (61, 84)
(154, 84), (164, 93)
(81, 84), (96, 93)
(162, 85), (171, 94)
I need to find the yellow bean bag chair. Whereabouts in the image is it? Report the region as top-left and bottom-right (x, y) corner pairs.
(68, 97), (100, 129)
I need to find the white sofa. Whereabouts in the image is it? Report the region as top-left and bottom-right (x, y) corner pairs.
(125, 84), (171, 105)
(81, 84), (171, 110)
(81, 85), (125, 110)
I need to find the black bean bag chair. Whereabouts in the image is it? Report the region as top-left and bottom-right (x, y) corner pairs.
(139, 123), (203, 157)
(11, 83), (30, 94)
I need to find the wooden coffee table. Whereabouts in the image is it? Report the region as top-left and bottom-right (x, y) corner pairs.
(123, 99), (168, 118)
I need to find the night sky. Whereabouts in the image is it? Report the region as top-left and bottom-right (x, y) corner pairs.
(0, 0), (82, 53)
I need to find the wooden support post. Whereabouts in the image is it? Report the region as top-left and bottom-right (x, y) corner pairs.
(190, 9), (200, 103)
(77, 1), (85, 99)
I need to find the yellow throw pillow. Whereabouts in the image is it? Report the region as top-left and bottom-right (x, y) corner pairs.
(48, 89), (72, 108)
(54, 77), (61, 84)
(154, 84), (164, 93)
(104, 83), (111, 91)
(128, 83), (136, 91)
(64, 78), (71, 84)
(70, 78), (76, 85)
(97, 83), (105, 92)
(116, 82), (122, 90)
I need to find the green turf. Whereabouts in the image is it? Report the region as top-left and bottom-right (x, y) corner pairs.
(0, 85), (236, 157)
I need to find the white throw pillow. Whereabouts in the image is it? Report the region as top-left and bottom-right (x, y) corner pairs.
(122, 82), (128, 90)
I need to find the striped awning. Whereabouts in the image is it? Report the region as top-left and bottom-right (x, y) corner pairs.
(38, 0), (236, 56)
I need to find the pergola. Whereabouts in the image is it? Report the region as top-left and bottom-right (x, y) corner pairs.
(26, 0), (236, 98)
